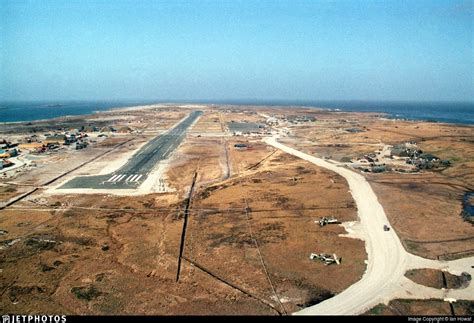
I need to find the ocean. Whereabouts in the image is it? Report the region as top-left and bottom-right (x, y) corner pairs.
(0, 100), (473, 125)
(0, 100), (156, 123)
(203, 100), (474, 125)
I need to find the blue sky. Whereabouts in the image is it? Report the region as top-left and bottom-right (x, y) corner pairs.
(1, 0), (473, 102)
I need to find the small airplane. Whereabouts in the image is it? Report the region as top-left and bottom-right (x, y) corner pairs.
(309, 253), (341, 265)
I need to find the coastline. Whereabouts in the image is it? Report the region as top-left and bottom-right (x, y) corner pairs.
(0, 103), (160, 126)
(1, 102), (473, 128)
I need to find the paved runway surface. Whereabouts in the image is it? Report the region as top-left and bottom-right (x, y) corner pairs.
(60, 110), (202, 190)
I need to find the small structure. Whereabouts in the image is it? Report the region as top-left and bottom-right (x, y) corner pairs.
(100, 126), (117, 133)
(117, 126), (133, 133)
(266, 117), (279, 126)
(317, 217), (339, 227)
(75, 141), (88, 150)
(82, 125), (99, 132)
(2, 159), (13, 168)
(0, 149), (10, 159)
(3, 142), (18, 148)
(364, 153), (378, 163)
(234, 143), (248, 150)
(419, 153), (439, 162)
(407, 153), (445, 170)
(287, 115), (317, 124)
(346, 128), (364, 133)
(228, 122), (264, 136)
(0, 149), (17, 159)
(24, 135), (40, 143)
(383, 225), (390, 231)
(8, 148), (17, 157)
(371, 165), (387, 173)
(390, 144), (422, 158)
(45, 143), (59, 150)
(64, 135), (77, 145)
(44, 134), (67, 145)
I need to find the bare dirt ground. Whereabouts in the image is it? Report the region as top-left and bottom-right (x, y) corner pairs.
(364, 299), (470, 316)
(286, 112), (474, 261)
(1, 104), (473, 315)
(405, 268), (471, 290)
(188, 151), (364, 313)
(1, 106), (367, 315)
(366, 298), (474, 316)
(2, 178), (287, 315)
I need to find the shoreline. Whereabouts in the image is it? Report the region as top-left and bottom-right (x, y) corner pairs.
(0, 103), (158, 126)
(1, 102), (474, 127)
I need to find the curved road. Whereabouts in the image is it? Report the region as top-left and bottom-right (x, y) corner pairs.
(264, 136), (409, 315)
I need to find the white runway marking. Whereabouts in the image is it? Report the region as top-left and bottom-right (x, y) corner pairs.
(107, 175), (119, 182)
(129, 174), (139, 182)
(125, 174), (135, 182)
(134, 175), (143, 182)
(115, 174), (126, 182)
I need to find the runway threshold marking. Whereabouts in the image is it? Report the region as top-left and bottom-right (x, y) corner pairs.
(107, 174), (119, 182)
(115, 174), (127, 182)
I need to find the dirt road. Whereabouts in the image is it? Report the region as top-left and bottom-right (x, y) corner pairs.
(264, 135), (474, 315)
(264, 137), (466, 315)
(265, 136), (408, 314)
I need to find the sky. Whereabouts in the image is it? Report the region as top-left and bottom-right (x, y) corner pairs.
(1, 0), (473, 102)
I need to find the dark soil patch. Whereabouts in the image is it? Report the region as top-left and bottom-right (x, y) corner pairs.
(405, 268), (471, 289)
(71, 285), (102, 301)
(453, 300), (474, 315)
(8, 285), (46, 303)
(25, 236), (58, 251)
(446, 272), (471, 289)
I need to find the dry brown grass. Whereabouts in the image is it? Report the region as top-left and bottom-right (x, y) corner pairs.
(285, 109), (474, 260)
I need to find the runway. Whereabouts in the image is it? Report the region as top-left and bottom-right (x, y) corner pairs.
(60, 110), (202, 190)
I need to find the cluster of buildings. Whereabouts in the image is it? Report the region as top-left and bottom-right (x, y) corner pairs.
(265, 116), (279, 126)
(0, 129), (93, 172)
(77, 125), (132, 133)
(264, 114), (317, 126)
(351, 153), (390, 173)
(391, 143), (450, 170)
(20, 131), (90, 153)
(285, 115), (317, 124)
(389, 142), (421, 158)
(350, 142), (450, 174)
(0, 123), (134, 173)
(0, 140), (18, 170)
